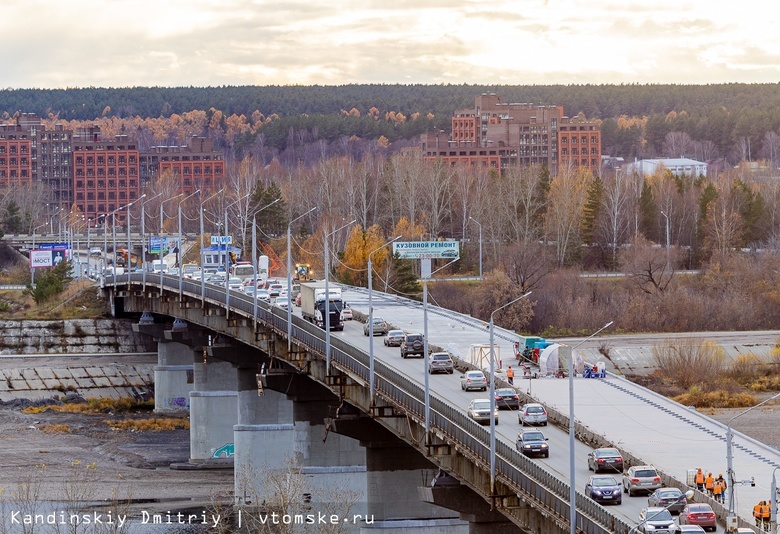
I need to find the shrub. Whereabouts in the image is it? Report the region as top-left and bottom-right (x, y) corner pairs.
(652, 339), (725, 390)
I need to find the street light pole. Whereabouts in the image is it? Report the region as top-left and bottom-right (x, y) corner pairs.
(178, 190), (200, 298)
(160, 193), (183, 291)
(469, 216), (483, 280)
(424, 257), (460, 435)
(568, 320), (613, 534)
(251, 198), (281, 282)
(30, 223), (46, 285)
(489, 291), (532, 493)
(141, 193), (163, 289)
(287, 207), (317, 350)
(368, 236), (401, 400)
(726, 391), (780, 527)
(199, 191), (221, 303)
(127, 194), (147, 276)
(771, 467), (780, 533)
(325, 219), (355, 373)
(224, 194), (251, 319)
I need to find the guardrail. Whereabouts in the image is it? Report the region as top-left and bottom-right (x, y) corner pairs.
(107, 274), (633, 534)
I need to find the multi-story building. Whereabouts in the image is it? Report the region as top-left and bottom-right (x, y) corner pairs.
(0, 122), (33, 190)
(421, 92), (601, 176)
(72, 125), (141, 222)
(0, 115), (226, 223)
(143, 137), (225, 196)
(18, 114), (72, 207)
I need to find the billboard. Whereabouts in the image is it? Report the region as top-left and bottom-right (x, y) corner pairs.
(392, 241), (460, 260)
(30, 249), (67, 268)
(149, 237), (180, 256)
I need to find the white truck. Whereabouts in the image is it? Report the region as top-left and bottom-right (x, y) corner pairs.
(300, 282), (344, 331)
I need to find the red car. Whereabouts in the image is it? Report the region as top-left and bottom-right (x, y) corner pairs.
(678, 503), (717, 532)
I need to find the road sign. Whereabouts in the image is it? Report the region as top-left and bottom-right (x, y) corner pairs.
(211, 235), (233, 246)
(393, 241), (460, 260)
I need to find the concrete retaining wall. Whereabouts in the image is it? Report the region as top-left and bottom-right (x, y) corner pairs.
(0, 319), (154, 354)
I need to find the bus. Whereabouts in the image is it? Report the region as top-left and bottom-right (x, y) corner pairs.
(230, 262), (256, 283)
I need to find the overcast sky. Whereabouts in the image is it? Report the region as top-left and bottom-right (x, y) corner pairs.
(3, 0), (779, 89)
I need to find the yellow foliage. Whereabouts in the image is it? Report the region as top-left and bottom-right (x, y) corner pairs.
(106, 418), (190, 432)
(377, 136), (389, 148)
(393, 216), (425, 241)
(672, 389), (758, 408)
(41, 424), (70, 434)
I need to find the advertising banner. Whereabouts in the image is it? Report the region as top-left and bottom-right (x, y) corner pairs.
(149, 237), (180, 256)
(30, 249), (65, 268)
(392, 241), (460, 260)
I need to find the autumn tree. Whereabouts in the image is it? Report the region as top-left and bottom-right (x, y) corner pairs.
(473, 270), (534, 333)
(544, 164), (592, 266)
(339, 224), (387, 287)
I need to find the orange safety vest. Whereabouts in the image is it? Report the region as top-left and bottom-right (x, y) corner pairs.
(507, 368), (514, 378)
(760, 504), (770, 519)
(695, 471), (705, 484)
(713, 482), (723, 495)
(754, 504), (763, 518)
(704, 475), (714, 489)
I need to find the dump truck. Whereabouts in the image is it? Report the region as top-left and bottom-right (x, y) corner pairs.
(299, 281), (344, 330)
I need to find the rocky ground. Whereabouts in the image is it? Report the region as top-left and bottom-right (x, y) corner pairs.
(0, 404), (234, 533)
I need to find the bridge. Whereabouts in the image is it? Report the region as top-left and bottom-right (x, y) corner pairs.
(101, 274), (771, 533)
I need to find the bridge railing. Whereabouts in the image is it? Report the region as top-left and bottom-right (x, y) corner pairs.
(111, 274), (632, 534)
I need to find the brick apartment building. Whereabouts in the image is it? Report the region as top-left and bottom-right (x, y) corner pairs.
(0, 114), (225, 223)
(421, 93), (601, 176)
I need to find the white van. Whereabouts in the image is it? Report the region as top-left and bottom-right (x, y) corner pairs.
(148, 260), (168, 273)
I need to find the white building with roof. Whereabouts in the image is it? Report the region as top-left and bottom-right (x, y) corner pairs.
(626, 158), (707, 177)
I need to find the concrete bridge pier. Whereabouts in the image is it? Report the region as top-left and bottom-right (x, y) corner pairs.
(326, 416), (468, 532)
(233, 366), (295, 505)
(132, 313), (198, 414)
(189, 345), (239, 463)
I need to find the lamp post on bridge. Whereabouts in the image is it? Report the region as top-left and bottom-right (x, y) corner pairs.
(488, 291), (531, 494)
(325, 219), (356, 374)
(568, 321), (613, 534)
(159, 193), (183, 291)
(287, 207), (317, 351)
(199, 191), (221, 304)
(224, 193), (251, 319)
(126, 194), (147, 277)
(141, 193), (163, 289)
(367, 235), (401, 401)
(726, 391), (780, 530)
(178, 190), (201, 298)
(250, 198), (281, 325)
(423, 256), (460, 435)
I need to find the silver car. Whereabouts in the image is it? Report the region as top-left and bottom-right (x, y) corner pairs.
(623, 465), (662, 496)
(428, 352), (454, 374)
(460, 370), (487, 391)
(467, 399), (498, 425)
(518, 403), (548, 426)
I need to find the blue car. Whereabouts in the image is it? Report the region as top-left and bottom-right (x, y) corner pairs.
(585, 475), (622, 505)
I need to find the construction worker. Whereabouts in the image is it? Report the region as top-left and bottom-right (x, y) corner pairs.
(694, 468), (705, 491)
(712, 476), (724, 503)
(507, 366), (514, 385)
(759, 500), (770, 530)
(704, 472), (714, 497)
(754, 500), (764, 527)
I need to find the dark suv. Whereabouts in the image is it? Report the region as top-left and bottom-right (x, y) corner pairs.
(400, 333), (425, 358)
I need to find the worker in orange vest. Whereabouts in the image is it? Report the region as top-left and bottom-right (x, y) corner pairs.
(704, 472), (714, 497)
(694, 468), (705, 491)
(712, 478), (724, 503)
(759, 500), (770, 530)
(754, 501), (764, 527)
(506, 366), (515, 385)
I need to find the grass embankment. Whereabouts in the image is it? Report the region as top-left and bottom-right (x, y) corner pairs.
(23, 397), (189, 433)
(635, 340), (780, 408)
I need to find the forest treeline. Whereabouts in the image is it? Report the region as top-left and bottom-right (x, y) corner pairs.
(5, 83), (780, 165)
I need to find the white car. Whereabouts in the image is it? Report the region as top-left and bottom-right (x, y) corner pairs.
(341, 302), (353, 320)
(268, 283), (284, 297)
(226, 277), (244, 291)
(274, 297), (290, 310)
